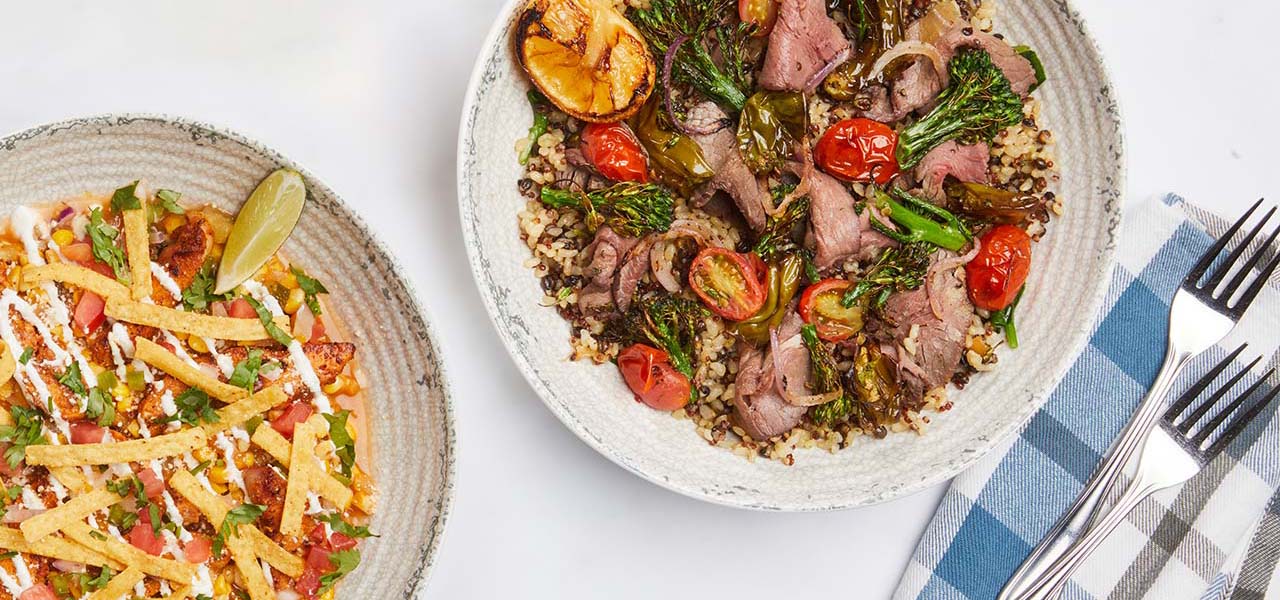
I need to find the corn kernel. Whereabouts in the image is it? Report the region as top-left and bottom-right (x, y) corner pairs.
(342, 376), (361, 397)
(193, 446), (214, 462)
(209, 464), (228, 486)
(161, 214), (186, 233)
(127, 421), (139, 436)
(213, 574), (230, 596)
(51, 229), (74, 247)
(281, 272), (300, 290)
(284, 288), (305, 315)
(236, 452), (255, 469)
(115, 396), (132, 414)
(187, 335), (209, 354)
(319, 588), (336, 600)
(322, 378), (345, 395)
(112, 382), (129, 400)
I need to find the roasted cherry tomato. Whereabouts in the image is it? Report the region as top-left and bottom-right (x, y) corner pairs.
(580, 122), (649, 183)
(966, 224), (1032, 311)
(814, 118), (900, 184)
(739, 0), (780, 36)
(798, 279), (865, 342)
(688, 247), (767, 321)
(617, 344), (692, 411)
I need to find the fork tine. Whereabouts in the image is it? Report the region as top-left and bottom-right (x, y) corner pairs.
(1203, 207), (1275, 293)
(1187, 199), (1264, 286)
(1190, 369), (1273, 446)
(1164, 344), (1248, 423)
(1176, 356), (1262, 434)
(1204, 379), (1280, 459)
(1230, 251), (1280, 315)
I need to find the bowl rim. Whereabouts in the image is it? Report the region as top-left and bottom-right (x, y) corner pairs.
(457, 0), (1125, 511)
(0, 112), (458, 592)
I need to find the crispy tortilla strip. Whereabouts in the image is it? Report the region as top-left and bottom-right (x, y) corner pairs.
(228, 533), (274, 600)
(0, 346), (12, 388)
(18, 263), (130, 300)
(63, 522), (195, 582)
(27, 427), (208, 467)
(20, 489), (118, 542)
(251, 425), (351, 509)
(89, 565), (146, 600)
(202, 386), (288, 435)
(134, 338), (249, 403)
(0, 527), (120, 569)
(279, 417), (321, 537)
(160, 584), (192, 599)
(104, 297), (291, 341)
(244, 525), (304, 578)
(49, 466), (92, 494)
(124, 200), (152, 301)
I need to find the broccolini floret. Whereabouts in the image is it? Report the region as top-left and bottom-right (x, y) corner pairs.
(540, 183), (674, 237)
(630, 0), (750, 111)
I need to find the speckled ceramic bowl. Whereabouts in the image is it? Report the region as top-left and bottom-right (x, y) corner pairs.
(0, 115), (455, 593)
(459, 0), (1123, 511)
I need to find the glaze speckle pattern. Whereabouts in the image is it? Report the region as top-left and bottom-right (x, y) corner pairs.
(458, 0), (1124, 511)
(0, 114), (455, 594)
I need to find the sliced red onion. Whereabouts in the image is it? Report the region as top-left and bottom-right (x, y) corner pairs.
(803, 47), (853, 92)
(3, 507), (45, 523)
(52, 559), (87, 573)
(292, 302), (316, 342)
(770, 328), (842, 407)
(55, 205), (75, 223)
(926, 241), (981, 319)
(868, 41), (946, 83)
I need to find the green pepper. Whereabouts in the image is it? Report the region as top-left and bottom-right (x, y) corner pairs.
(518, 90), (549, 166)
(630, 98), (715, 192)
(871, 188), (972, 252)
(736, 90), (807, 174)
(736, 254), (804, 344)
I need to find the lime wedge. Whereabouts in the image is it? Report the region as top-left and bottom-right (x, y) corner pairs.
(214, 168), (307, 294)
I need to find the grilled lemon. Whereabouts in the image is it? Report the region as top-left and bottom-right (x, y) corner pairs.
(516, 0), (656, 123)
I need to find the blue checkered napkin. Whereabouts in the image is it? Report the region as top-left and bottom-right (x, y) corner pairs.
(892, 196), (1280, 600)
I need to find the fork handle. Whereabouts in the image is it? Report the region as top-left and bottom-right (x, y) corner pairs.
(997, 343), (1192, 600)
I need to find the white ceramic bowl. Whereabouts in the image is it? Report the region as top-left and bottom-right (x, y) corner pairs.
(0, 115), (455, 593)
(459, 0), (1123, 510)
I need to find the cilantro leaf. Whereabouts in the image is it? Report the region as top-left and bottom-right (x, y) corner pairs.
(110, 181), (142, 212)
(86, 565), (113, 590)
(156, 189), (186, 214)
(245, 296), (294, 347)
(227, 349), (263, 392)
(318, 549), (361, 593)
(322, 410), (356, 478)
(213, 503), (265, 557)
(57, 362), (87, 396)
(86, 208), (129, 282)
(17, 347), (31, 365)
(0, 406), (46, 469)
(4, 485), (21, 502)
(86, 388), (115, 427)
(291, 267), (329, 316)
(317, 513), (376, 539)
(160, 388), (219, 427)
(181, 267), (230, 312)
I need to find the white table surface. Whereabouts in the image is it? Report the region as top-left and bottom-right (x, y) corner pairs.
(2, 1), (1277, 597)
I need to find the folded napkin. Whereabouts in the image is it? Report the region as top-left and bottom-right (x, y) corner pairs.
(893, 196), (1280, 600)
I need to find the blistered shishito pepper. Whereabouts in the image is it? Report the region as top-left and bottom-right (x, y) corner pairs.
(734, 254), (803, 345)
(630, 99), (715, 192)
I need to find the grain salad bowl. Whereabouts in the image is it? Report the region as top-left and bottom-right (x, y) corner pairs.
(0, 115), (455, 592)
(459, 0), (1123, 510)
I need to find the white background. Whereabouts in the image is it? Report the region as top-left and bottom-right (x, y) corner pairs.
(2, 1), (1278, 597)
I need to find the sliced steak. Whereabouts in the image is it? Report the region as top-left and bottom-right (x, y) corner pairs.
(612, 236), (657, 314)
(914, 140), (990, 202)
(731, 342), (807, 441)
(891, 57), (946, 117)
(873, 250), (975, 397)
(760, 0), (853, 92)
(581, 227), (639, 287)
(688, 102), (771, 231)
(805, 170), (862, 271)
(936, 26), (1037, 97)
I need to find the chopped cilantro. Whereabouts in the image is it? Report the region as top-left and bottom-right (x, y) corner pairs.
(0, 551), (15, 560)
(181, 267), (230, 312)
(323, 410), (356, 477)
(156, 189), (186, 214)
(160, 388), (219, 427)
(213, 503), (265, 557)
(86, 388), (114, 427)
(228, 349), (263, 392)
(318, 549), (361, 593)
(317, 513), (376, 539)
(291, 268), (329, 316)
(245, 296), (294, 347)
(88, 530), (108, 541)
(17, 347), (31, 365)
(189, 459), (213, 476)
(57, 362), (87, 396)
(4, 485), (21, 502)
(0, 406), (46, 469)
(86, 565), (113, 590)
(86, 208), (129, 282)
(110, 181), (142, 212)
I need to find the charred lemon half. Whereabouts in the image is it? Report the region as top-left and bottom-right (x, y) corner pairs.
(516, 0), (656, 123)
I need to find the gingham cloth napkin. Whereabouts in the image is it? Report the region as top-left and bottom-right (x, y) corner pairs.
(893, 195), (1280, 600)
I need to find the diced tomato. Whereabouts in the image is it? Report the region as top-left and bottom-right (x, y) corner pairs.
(19, 585), (58, 600)
(272, 402), (314, 439)
(580, 122), (649, 183)
(311, 317), (326, 342)
(182, 534), (212, 563)
(739, 0), (780, 36)
(688, 248), (768, 321)
(136, 468), (165, 500)
(296, 567), (322, 599)
(305, 545), (336, 573)
(966, 224), (1032, 311)
(798, 279), (865, 342)
(60, 242), (93, 263)
(69, 421), (107, 445)
(73, 291), (106, 335)
(328, 532), (358, 551)
(307, 522), (358, 552)
(127, 519), (165, 556)
(617, 344), (692, 411)
(814, 118), (901, 185)
(227, 297), (258, 319)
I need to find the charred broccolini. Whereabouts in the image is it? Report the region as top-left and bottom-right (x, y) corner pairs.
(841, 242), (931, 310)
(896, 48), (1024, 169)
(540, 183), (674, 237)
(630, 0), (750, 111)
(610, 294), (708, 382)
(802, 325), (855, 426)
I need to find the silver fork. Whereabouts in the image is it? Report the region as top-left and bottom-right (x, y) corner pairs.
(1013, 349), (1280, 599)
(999, 200), (1280, 600)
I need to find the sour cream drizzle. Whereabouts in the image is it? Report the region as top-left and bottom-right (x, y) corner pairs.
(242, 280), (331, 413)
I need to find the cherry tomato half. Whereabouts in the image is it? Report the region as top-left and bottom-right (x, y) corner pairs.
(814, 118), (901, 185)
(617, 344), (692, 411)
(739, 0), (780, 36)
(966, 224), (1032, 311)
(688, 247), (767, 321)
(580, 122), (649, 183)
(798, 279), (865, 342)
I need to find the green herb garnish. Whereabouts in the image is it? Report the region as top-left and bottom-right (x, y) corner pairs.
(110, 181), (142, 212)
(318, 549), (361, 593)
(291, 268), (329, 316)
(317, 513), (376, 539)
(181, 267), (231, 312)
(57, 362), (87, 396)
(17, 348), (32, 365)
(0, 407), (46, 469)
(86, 388), (115, 427)
(156, 189), (186, 214)
(323, 410), (356, 478)
(161, 388), (219, 427)
(86, 208), (129, 282)
(213, 503), (265, 557)
(228, 349), (263, 392)
(245, 296), (294, 347)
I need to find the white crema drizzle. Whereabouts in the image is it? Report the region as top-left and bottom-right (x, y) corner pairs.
(242, 280), (331, 413)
